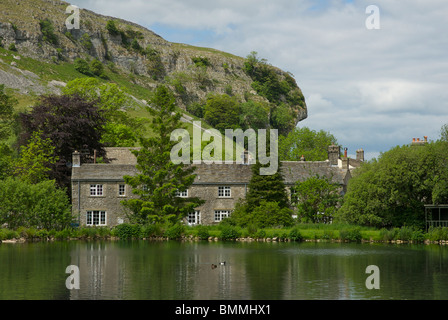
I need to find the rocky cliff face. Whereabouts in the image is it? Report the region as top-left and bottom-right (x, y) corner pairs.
(0, 0), (307, 124)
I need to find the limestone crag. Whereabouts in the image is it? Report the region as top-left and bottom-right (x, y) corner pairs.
(0, 0), (307, 122)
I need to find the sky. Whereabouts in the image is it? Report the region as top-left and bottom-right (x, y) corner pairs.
(69, 0), (448, 160)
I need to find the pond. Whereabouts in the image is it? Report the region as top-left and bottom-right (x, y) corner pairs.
(1, 240), (448, 300)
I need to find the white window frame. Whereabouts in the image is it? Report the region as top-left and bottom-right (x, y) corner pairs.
(118, 184), (126, 197)
(214, 210), (231, 222)
(218, 186), (231, 198)
(175, 189), (188, 198)
(187, 211), (200, 225)
(86, 211), (107, 226)
(90, 184), (103, 196)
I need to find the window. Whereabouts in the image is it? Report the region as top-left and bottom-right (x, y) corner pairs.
(187, 211), (200, 225)
(289, 188), (299, 203)
(218, 186), (231, 198)
(86, 211), (107, 226)
(90, 184), (103, 196)
(118, 184), (126, 196)
(214, 210), (231, 222)
(175, 189), (188, 197)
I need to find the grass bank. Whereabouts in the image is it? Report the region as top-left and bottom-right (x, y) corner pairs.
(2, 224), (448, 244)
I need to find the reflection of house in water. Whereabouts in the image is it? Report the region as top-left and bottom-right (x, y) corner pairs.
(68, 242), (127, 300)
(71, 145), (362, 227)
(68, 242), (252, 300)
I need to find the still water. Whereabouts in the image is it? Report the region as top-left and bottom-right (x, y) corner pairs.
(0, 240), (447, 300)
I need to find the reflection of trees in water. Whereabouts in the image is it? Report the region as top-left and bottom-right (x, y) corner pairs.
(65, 241), (448, 300)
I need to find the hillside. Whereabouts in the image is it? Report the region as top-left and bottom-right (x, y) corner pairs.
(0, 0), (307, 132)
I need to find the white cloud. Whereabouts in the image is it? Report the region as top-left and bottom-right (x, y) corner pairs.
(70, 0), (448, 160)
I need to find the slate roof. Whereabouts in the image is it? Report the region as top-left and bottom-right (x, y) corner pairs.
(72, 147), (350, 186)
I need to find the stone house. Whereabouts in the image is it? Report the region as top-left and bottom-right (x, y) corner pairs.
(71, 145), (359, 227)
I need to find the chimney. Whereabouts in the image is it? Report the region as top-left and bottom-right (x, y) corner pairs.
(341, 157), (349, 170)
(72, 151), (81, 167)
(328, 144), (340, 166)
(356, 149), (364, 162)
(424, 136), (428, 142)
(344, 147), (348, 158)
(241, 149), (249, 165)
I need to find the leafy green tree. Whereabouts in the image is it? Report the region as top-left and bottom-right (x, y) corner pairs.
(0, 177), (72, 230)
(203, 93), (241, 133)
(243, 51), (305, 136)
(0, 143), (14, 180)
(292, 174), (342, 223)
(62, 77), (143, 147)
(279, 126), (338, 161)
(0, 84), (16, 141)
(122, 85), (204, 224)
(270, 104), (295, 135)
(336, 140), (448, 228)
(441, 123), (448, 142)
(239, 100), (270, 131)
(14, 131), (58, 184)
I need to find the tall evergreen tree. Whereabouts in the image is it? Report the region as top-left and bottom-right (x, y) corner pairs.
(245, 161), (290, 211)
(122, 85), (204, 224)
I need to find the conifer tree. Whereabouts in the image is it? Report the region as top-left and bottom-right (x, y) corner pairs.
(122, 85), (204, 224)
(245, 160), (290, 211)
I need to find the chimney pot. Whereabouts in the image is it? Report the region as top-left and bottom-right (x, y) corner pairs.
(72, 151), (81, 167)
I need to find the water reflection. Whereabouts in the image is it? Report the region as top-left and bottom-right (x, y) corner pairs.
(1, 240), (448, 300)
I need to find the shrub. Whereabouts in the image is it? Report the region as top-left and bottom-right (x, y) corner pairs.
(89, 59), (105, 77)
(255, 229), (266, 239)
(81, 33), (93, 50)
(39, 19), (58, 45)
(247, 223), (258, 237)
(339, 228), (362, 242)
(427, 227), (448, 241)
(0, 229), (19, 240)
(113, 223), (141, 239)
(141, 224), (160, 238)
(8, 43), (17, 52)
(196, 225), (210, 240)
(54, 228), (71, 240)
(164, 223), (185, 240)
(251, 201), (295, 228)
(322, 230), (335, 240)
(410, 229), (425, 243)
(17, 227), (37, 239)
(379, 228), (398, 241)
(288, 227), (303, 241)
(220, 225), (241, 240)
(396, 226), (414, 241)
(36, 229), (49, 239)
(192, 57), (211, 68)
(106, 20), (120, 35)
(74, 58), (90, 75)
